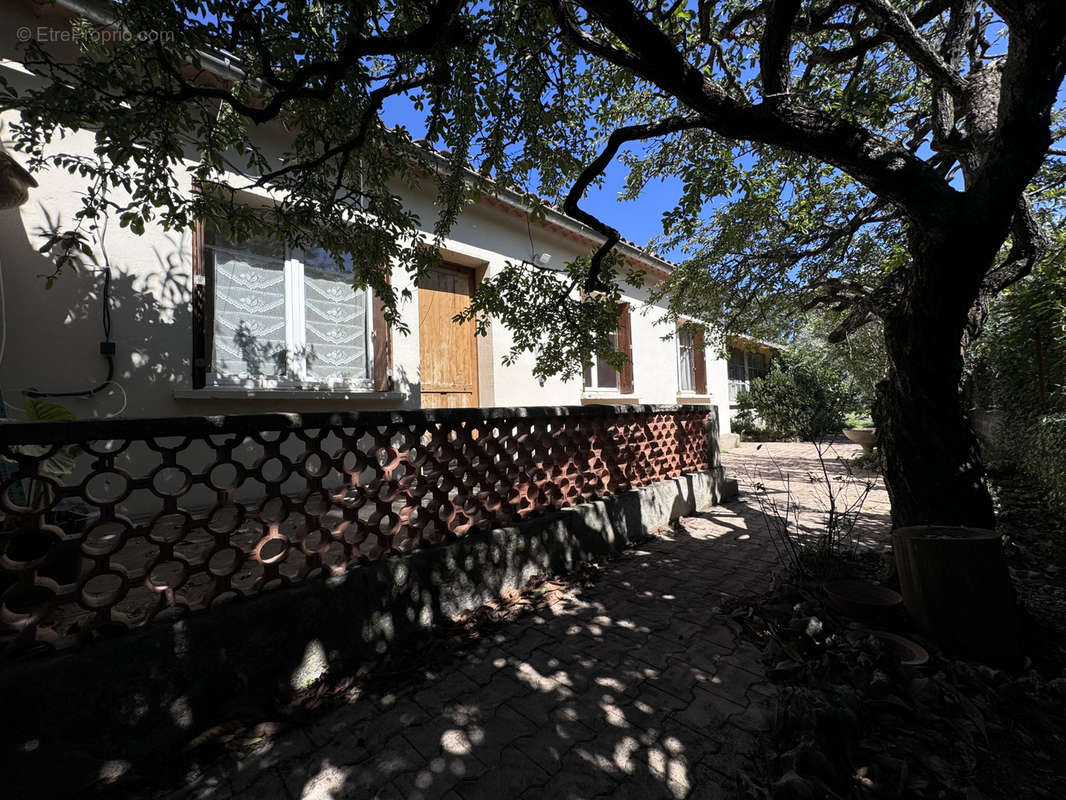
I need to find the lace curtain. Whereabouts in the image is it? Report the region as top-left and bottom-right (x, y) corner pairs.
(209, 233), (288, 382)
(207, 230), (370, 388)
(677, 330), (695, 393)
(302, 248), (369, 387)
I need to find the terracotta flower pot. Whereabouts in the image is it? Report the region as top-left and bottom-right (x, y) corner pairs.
(825, 579), (902, 625)
(868, 630), (929, 666)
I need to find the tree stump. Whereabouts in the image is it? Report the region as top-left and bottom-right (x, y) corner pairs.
(892, 526), (1022, 668)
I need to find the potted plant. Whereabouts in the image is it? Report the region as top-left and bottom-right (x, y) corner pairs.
(842, 412), (876, 456)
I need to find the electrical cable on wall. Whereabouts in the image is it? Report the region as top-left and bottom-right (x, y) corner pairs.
(0, 139), (124, 412)
(524, 213), (553, 271)
(23, 265), (116, 398)
(0, 253), (7, 418)
(0, 253), (7, 374)
(22, 204), (120, 400)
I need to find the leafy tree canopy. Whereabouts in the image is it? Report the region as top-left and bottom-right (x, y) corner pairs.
(5, 1), (1063, 384)
(791, 310), (888, 410)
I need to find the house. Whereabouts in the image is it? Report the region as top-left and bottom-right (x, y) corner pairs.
(0, 1), (741, 435)
(0, 3), (745, 697)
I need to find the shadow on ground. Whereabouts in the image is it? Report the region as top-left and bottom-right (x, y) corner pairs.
(8, 442), (893, 800)
(139, 497), (782, 800)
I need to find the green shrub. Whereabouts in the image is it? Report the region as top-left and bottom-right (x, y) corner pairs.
(967, 241), (1066, 511)
(1021, 414), (1066, 509)
(745, 353), (860, 442)
(843, 412), (874, 429)
(732, 389), (789, 441)
(733, 390), (767, 435)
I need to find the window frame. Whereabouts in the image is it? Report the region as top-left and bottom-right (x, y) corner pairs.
(676, 328), (697, 395)
(728, 346), (770, 403)
(582, 303), (634, 397)
(582, 330), (622, 394)
(203, 232), (376, 392)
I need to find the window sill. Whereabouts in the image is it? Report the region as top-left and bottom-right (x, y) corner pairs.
(175, 388), (404, 401)
(580, 395), (639, 405)
(677, 394), (711, 403)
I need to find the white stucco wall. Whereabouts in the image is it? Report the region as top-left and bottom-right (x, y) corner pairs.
(707, 349), (732, 432)
(0, 5), (733, 431)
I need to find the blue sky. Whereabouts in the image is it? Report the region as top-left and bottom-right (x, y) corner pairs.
(380, 39), (1065, 266)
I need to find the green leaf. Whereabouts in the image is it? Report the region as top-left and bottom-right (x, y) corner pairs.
(24, 397), (75, 422)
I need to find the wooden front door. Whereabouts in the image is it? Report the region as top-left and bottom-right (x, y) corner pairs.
(419, 264), (479, 408)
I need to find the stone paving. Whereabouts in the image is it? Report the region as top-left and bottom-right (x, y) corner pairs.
(723, 439), (892, 551)
(160, 441), (889, 800)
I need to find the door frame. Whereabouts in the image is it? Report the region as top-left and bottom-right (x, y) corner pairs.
(418, 262), (480, 408)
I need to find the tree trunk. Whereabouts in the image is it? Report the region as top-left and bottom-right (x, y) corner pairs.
(874, 232), (996, 529)
(874, 229), (1026, 663)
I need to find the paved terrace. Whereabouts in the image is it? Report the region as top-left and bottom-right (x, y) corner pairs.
(158, 441), (889, 800)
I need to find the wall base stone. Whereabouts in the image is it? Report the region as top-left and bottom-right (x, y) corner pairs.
(0, 467), (732, 797)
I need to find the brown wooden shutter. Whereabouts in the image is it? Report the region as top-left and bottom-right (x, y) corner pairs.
(372, 279), (393, 392)
(191, 219), (208, 389)
(617, 303), (634, 395)
(693, 329), (707, 395)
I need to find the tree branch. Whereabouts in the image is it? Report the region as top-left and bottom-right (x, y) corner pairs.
(808, 0), (950, 66)
(985, 196), (1047, 295)
(569, 0), (960, 225)
(760, 0), (803, 100)
(970, 2), (1066, 219)
(965, 195), (1049, 344)
(735, 201), (894, 270)
(855, 0), (967, 96)
(561, 114), (706, 291)
(548, 0), (644, 73)
(249, 67), (449, 188)
(146, 0), (470, 125)
(932, 1), (977, 148)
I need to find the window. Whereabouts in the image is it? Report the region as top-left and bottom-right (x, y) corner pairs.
(583, 304), (634, 395)
(677, 329), (696, 393)
(728, 345), (769, 402)
(676, 324), (707, 396)
(583, 329), (620, 391)
(748, 350), (768, 380)
(205, 226), (373, 389)
(727, 347), (746, 400)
